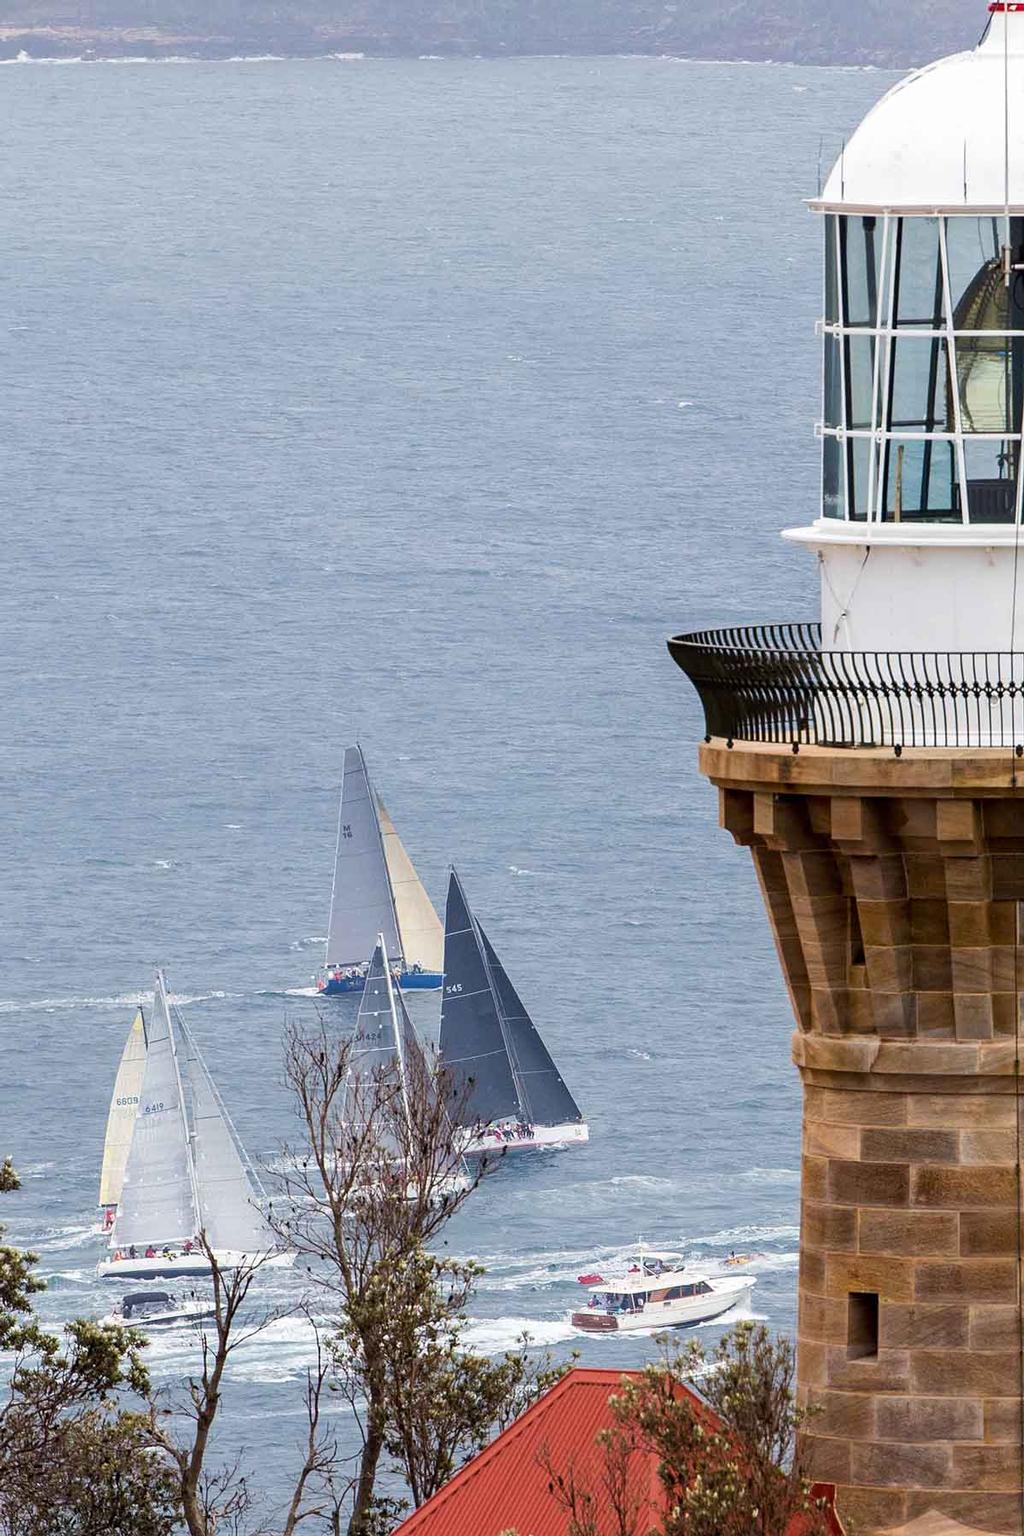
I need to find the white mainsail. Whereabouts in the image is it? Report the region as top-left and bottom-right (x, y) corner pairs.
(326, 746), (402, 969)
(113, 974), (198, 1250)
(378, 797), (444, 974)
(182, 1024), (275, 1255)
(98, 1008), (148, 1211)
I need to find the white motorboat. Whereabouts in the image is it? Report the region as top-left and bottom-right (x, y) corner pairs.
(571, 1247), (755, 1335)
(439, 869), (589, 1155)
(101, 1289), (217, 1331)
(98, 970), (292, 1282)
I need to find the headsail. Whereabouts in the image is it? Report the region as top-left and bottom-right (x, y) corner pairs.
(378, 797), (443, 974)
(346, 937), (405, 1159)
(182, 1024), (275, 1255)
(98, 1009), (148, 1210)
(113, 973), (198, 1249)
(439, 870), (522, 1129)
(326, 747), (402, 969)
(478, 924), (583, 1127)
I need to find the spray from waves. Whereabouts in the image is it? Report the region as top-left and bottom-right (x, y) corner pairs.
(0, 989), (241, 1015)
(32, 1224), (99, 1253)
(463, 1315), (578, 1355)
(742, 1167), (800, 1185)
(693, 1222), (799, 1247)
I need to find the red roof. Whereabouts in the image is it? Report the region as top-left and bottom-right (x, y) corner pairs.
(394, 1367), (843, 1536)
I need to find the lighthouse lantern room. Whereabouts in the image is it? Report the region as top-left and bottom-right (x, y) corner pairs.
(797, 3), (1024, 656)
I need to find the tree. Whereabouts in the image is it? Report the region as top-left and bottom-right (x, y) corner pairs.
(507, 1324), (834, 1536)
(0, 1159), (179, 1536)
(275, 1015), (564, 1533)
(378, 1248), (571, 1508)
(614, 1323), (834, 1536)
(147, 1238), (345, 1536)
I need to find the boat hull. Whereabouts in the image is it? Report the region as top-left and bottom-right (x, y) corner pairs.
(98, 1250), (295, 1281)
(319, 969), (443, 996)
(572, 1279), (753, 1334)
(462, 1122), (589, 1156)
(101, 1303), (217, 1330)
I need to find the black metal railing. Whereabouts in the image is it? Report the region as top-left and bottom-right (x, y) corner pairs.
(668, 624), (1024, 749)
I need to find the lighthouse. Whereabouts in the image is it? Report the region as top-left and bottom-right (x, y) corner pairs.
(672, 7), (1024, 1534)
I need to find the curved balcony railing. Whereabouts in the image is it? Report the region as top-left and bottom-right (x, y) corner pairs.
(668, 624), (1024, 750)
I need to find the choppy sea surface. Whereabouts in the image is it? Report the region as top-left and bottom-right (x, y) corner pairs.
(0, 55), (890, 1517)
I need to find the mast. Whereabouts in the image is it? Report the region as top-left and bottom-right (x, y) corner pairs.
(160, 971), (202, 1240)
(381, 937), (413, 1135)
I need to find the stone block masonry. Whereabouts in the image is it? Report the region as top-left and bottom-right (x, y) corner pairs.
(701, 743), (1024, 1536)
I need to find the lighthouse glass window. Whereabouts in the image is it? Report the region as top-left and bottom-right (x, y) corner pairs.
(822, 213), (1024, 524)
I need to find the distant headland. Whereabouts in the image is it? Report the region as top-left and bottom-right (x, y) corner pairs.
(0, 0), (984, 67)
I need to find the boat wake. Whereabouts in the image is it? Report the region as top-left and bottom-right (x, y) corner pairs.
(464, 1315), (578, 1354)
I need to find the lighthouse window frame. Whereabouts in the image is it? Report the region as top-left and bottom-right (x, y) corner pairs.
(821, 212), (1024, 525)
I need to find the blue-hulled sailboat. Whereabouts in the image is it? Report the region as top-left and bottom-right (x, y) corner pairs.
(316, 747), (444, 996)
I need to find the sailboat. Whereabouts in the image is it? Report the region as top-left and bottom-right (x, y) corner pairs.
(343, 935), (470, 1200)
(98, 1008), (148, 1235)
(439, 870), (589, 1156)
(317, 746), (444, 996)
(98, 971), (292, 1281)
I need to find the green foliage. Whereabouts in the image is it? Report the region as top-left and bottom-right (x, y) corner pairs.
(612, 1322), (833, 1536)
(0, 1162), (177, 1536)
(360, 1245), (573, 1509)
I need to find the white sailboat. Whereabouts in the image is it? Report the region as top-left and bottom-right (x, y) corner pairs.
(317, 746), (444, 996)
(343, 935), (470, 1202)
(439, 869), (589, 1156)
(98, 1008), (148, 1234)
(98, 971), (292, 1281)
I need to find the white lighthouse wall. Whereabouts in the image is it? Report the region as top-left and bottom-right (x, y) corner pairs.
(806, 541), (1024, 654)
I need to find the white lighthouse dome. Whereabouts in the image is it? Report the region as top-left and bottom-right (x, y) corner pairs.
(785, 1), (1024, 659)
(821, 8), (1024, 211)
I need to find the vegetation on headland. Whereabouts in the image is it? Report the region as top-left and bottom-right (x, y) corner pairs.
(0, 0), (984, 66)
(0, 1035), (567, 1535)
(0, 1081), (829, 1534)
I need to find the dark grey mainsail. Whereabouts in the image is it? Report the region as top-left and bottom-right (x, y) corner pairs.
(478, 924), (584, 1128)
(439, 871), (522, 1129)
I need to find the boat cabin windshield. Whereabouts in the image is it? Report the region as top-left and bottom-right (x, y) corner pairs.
(122, 1292), (173, 1317)
(593, 1280), (712, 1313)
(625, 1253), (684, 1278)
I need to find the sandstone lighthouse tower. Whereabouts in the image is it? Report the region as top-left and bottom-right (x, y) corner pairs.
(672, 8), (1024, 1535)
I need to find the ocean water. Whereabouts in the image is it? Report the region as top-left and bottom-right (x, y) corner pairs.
(0, 55), (890, 1516)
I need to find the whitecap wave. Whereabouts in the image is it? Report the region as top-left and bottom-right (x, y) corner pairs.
(463, 1315), (578, 1354)
(0, 989), (236, 1015)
